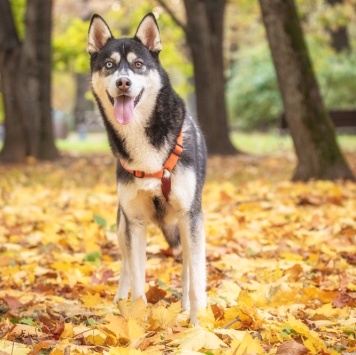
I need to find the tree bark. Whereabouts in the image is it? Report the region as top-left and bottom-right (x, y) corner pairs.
(158, 0), (237, 155)
(0, 0), (58, 163)
(183, 0), (236, 155)
(259, 0), (354, 181)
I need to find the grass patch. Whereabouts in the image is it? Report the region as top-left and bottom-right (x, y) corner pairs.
(231, 131), (356, 155)
(0, 131), (355, 155)
(56, 132), (110, 153)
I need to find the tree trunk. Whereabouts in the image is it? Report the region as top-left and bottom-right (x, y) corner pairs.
(259, 0), (354, 181)
(325, 0), (351, 52)
(73, 0), (93, 128)
(0, 0), (58, 163)
(183, 0), (236, 155)
(73, 72), (94, 127)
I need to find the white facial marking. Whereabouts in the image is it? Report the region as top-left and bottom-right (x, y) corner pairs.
(126, 52), (137, 64)
(110, 52), (121, 64)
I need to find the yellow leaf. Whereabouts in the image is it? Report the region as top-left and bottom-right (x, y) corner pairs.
(229, 332), (265, 355)
(102, 313), (128, 336)
(81, 292), (102, 308)
(100, 313), (144, 343)
(105, 347), (143, 355)
(0, 340), (31, 355)
(284, 314), (328, 354)
(151, 301), (181, 329)
(60, 322), (74, 339)
(197, 305), (216, 330)
(127, 318), (145, 341)
(117, 297), (147, 321)
(129, 297), (148, 320)
(177, 328), (228, 351)
(85, 329), (110, 346)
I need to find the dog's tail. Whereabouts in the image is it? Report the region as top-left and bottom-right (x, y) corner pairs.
(161, 224), (181, 260)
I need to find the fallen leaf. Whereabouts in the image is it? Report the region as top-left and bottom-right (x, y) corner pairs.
(276, 340), (309, 355)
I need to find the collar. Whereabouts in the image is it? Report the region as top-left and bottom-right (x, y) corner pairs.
(120, 131), (183, 200)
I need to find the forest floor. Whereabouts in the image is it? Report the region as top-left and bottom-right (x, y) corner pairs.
(0, 148), (355, 354)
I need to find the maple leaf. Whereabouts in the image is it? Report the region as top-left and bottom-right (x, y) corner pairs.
(174, 328), (228, 351)
(150, 301), (181, 329)
(228, 332), (265, 355)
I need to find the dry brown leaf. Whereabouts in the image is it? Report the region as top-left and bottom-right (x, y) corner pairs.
(276, 340), (309, 355)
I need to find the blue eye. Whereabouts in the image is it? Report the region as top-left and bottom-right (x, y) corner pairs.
(105, 61), (114, 69)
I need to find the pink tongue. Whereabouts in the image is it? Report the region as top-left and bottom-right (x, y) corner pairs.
(114, 96), (134, 125)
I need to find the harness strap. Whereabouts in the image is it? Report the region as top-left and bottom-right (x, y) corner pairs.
(120, 131), (183, 200)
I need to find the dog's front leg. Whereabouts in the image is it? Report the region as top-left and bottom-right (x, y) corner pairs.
(126, 216), (147, 303)
(114, 207), (147, 304)
(179, 211), (206, 326)
(114, 208), (130, 302)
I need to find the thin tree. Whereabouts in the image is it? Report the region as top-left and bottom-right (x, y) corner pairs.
(73, 0), (94, 129)
(157, 0), (237, 155)
(0, 0), (58, 163)
(325, 0), (351, 52)
(259, 0), (354, 181)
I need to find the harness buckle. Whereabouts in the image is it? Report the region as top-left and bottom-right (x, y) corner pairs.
(133, 170), (145, 178)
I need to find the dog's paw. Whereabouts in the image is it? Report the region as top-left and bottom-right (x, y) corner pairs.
(189, 311), (199, 327)
(182, 297), (190, 311)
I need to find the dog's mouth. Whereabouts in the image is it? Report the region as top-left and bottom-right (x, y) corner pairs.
(107, 90), (143, 125)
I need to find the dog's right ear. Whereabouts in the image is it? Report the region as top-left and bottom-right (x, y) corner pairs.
(87, 14), (113, 55)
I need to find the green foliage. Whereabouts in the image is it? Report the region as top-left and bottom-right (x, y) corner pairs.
(84, 251), (101, 264)
(227, 39), (356, 131)
(312, 47), (356, 109)
(53, 18), (90, 73)
(226, 44), (282, 131)
(52, 3), (192, 99)
(9, 0), (26, 39)
(93, 214), (107, 228)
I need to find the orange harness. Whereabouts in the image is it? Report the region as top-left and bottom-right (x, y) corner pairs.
(120, 131), (183, 200)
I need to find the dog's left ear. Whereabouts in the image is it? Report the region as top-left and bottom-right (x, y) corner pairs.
(87, 14), (113, 55)
(135, 13), (162, 53)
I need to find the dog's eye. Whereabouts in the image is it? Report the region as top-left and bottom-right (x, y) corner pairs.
(134, 61), (143, 69)
(105, 61), (114, 69)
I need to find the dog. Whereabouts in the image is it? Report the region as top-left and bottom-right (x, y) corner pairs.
(87, 13), (207, 325)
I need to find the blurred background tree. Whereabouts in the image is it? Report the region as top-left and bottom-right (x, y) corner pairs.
(226, 0), (356, 131)
(0, 0), (58, 162)
(259, 0), (354, 180)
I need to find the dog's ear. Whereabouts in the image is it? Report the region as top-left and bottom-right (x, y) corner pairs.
(87, 14), (113, 54)
(135, 13), (162, 53)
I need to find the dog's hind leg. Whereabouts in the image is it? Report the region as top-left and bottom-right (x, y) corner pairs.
(178, 210), (206, 326)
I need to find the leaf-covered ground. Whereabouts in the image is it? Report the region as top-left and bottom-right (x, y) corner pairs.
(0, 151), (355, 355)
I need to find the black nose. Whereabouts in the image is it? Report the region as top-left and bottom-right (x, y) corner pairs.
(116, 77), (131, 91)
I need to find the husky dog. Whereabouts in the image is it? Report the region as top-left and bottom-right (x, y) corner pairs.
(87, 13), (207, 325)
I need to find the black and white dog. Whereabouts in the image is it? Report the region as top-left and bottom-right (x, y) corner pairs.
(87, 13), (207, 325)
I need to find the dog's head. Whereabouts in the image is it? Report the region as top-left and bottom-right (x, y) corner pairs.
(87, 13), (163, 126)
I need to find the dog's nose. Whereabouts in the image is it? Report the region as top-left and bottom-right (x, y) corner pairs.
(116, 77), (131, 91)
